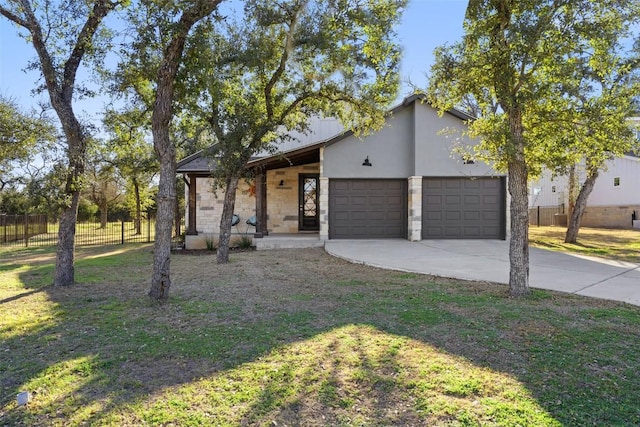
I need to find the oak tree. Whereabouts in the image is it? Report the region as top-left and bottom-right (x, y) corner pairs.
(427, 0), (638, 296)
(118, 0), (224, 300)
(182, 0), (405, 263)
(0, 0), (121, 285)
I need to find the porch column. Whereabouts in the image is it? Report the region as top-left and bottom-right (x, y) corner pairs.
(319, 176), (329, 240)
(505, 176), (511, 240)
(186, 174), (198, 235)
(254, 168), (268, 237)
(408, 176), (422, 241)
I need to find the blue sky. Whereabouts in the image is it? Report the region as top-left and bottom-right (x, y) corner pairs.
(0, 0), (468, 126)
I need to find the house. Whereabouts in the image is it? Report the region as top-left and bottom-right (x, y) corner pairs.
(177, 95), (508, 249)
(529, 152), (640, 228)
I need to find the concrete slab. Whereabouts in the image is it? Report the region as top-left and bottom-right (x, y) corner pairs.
(324, 239), (640, 307)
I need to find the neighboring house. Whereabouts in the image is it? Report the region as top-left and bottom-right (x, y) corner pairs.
(177, 95), (508, 249)
(529, 154), (640, 228)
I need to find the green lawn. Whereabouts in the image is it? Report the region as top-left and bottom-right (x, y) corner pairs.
(529, 226), (640, 264)
(1, 244), (639, 426)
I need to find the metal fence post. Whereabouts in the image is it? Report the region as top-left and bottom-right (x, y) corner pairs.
(147, 216), (151, 243)
(121, 220), (125, 245)
(24, 213), (29, 247)
(537, 206), (540, 227)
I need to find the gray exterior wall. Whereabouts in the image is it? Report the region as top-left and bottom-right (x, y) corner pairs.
(323, 102), (498, 179)
(413, 104), (495, 177)
(323, 104), (414, 178)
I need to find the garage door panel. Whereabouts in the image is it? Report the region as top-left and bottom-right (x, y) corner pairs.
(426, 211), (442, 220)
(426, 195), (442, 205)
(464, 180), (480, 189)
(482, 180), (500, 190)
(425, 180), (442, 190)
(423, 177), (503, 239)
(464, 211), (480, 220)
(446, 195), (462, 205)
(483, 211), (498, 220)
(330, 179), (407, 239)
(445, 211), (461, 220)
(446, 180), (462, 190)
(464, 195), (480, 204)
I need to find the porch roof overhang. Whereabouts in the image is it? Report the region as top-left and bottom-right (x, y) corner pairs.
(177, 142), (325, 175)
(246, 142), (322, 170)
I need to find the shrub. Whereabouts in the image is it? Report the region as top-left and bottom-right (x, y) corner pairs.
(203, 234), (217, 251)
(231, 235), (253, 249)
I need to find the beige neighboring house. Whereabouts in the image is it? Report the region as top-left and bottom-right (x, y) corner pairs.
(529, 117), (640, 229)
(177, 95), (508, 249)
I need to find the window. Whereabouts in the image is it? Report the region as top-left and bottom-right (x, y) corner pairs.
(614, 177), (621, 187)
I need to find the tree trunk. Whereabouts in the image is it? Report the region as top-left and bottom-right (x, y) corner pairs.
(99, 197), (108, 228)
(565, 170), (598, 244)
(54, 190), (80, 286)
(567, 164), (578, 219)
(507, 110), (530, 297)
(52, 110), (86, 286)
(147, 0), (223, 301)
(149, 123), (176, 301)
(217, 176), (240, 264)
(134, 179), (141, 235)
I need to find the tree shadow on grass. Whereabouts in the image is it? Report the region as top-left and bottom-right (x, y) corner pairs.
(1, 246), (639, 425)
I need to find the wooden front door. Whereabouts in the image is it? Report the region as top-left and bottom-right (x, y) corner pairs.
(299, 174), (319, 231)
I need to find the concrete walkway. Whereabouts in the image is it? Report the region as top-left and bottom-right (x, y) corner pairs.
(324, 239), (640, 307)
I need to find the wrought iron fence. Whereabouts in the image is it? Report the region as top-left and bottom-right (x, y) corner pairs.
(529, 204), (566, 227)
(0, 215), (161, 248)
(1, 214), (48, 244)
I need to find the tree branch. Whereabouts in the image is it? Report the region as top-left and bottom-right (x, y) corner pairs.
(264, 1), (306, 120)
(63, 0), (120, 102)
(0, 5), (29, 27)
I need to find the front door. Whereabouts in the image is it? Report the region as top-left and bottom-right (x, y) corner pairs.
(299, 174), (319, 231)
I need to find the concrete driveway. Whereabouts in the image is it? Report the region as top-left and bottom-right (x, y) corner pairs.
(324, 239), (640, 307)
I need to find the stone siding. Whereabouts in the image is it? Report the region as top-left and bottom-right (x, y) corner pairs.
(267, 163), (320, 234)
(407, 176), (422, 241)
(580, 205), (640, 229)
(186, 163), (320, 242)
(193, 177), (257, 235)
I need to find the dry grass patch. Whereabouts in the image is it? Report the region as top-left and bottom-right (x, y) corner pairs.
(529, 226), (640, 263)
(1, 244), (639, 426)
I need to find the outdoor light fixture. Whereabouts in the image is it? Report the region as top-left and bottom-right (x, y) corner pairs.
(362, 156), (372, 167)
(279, 180), (285, 186)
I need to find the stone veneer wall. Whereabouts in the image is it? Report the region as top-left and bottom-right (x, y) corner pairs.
(407, 176), (422, 241)
(194, 177), (257, 235)
(266, 163), (320, 234)
(579, 205), (640, 229)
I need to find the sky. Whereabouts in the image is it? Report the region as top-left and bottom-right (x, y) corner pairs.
(0, 0), (468, 128)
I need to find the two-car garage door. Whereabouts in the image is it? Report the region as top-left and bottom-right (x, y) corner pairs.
(329, 177), (504, 239)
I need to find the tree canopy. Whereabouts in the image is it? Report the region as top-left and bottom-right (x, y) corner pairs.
(0, 96), (56, 192)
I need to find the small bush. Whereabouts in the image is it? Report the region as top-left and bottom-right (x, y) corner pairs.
(231, 235), (253, 249)
(203, 234), (218, 251)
